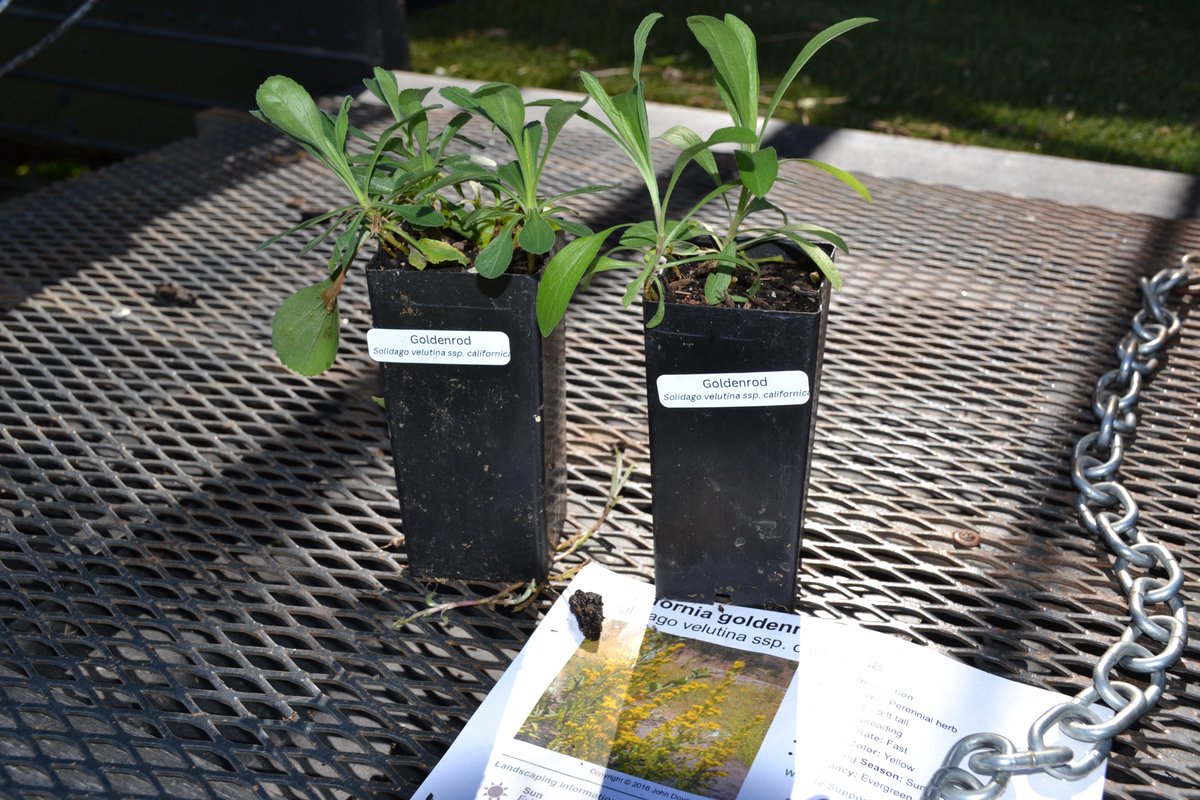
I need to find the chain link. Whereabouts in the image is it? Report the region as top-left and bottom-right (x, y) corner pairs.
(923, 252), (1198, 799)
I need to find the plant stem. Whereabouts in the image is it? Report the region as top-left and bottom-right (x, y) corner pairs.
(393, 448), (634, 627)
(723, 189), (754, 251)
(321, 267), (348, 312)
(394, 581), (536, 627)
(556, 447), (633, 560)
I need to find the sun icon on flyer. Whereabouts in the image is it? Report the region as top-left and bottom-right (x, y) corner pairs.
(481, 784), (508, 798)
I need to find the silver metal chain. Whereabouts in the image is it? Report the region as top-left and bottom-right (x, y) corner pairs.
(923, 251), (1199, 800)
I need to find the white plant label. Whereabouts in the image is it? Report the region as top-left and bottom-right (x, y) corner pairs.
(657, 369), (810, 408)
(367, 328), (511, 366)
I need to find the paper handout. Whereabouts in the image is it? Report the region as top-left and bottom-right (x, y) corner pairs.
(411, 564), (1106, 800)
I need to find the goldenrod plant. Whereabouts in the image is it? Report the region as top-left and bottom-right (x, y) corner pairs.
(536, 13), (875, 335)
(253, 70), (601, 374)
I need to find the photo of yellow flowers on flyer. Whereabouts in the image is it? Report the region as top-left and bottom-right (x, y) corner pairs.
(516, 622), (796, 798)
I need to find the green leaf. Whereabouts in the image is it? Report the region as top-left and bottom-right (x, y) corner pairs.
(297, 214), (351, 258)
(420, 162), (495, 196)
(435, 110), (474, 157)
(351, 164), (396, 196)
(438, 85), (476, 112)
(542, 98), (587, 150)
(645, 278), (667, 328)
(594, 256), (632, 272)
(537, 227), (619, 336)
(703, 240), (738, 305)
(574, 108), (625, 154)
(255, 75), (328, 149)
(258, 205), (346, 251)
(742, 195), (788, 224)
(660, 125), (719, 183)
(518, 210), (556, 255)
(371, 395), (387, 410)
(793, 158), (873, 203)
(460, 206), (508, 229)
(763, 18), (877, 134)
(687, 14), (760, 135)
(735, 146), (779, 197)
(359, 119), (408, 193)
(611, 87), (651, 162)
(704, 270), (732, 305)
(579, 73), (653, 176)
(780, 223), (850, 253)
(363, 67), (402, 119)
(496, 160), (526, 197)
(613, 13), (658, 170)
(788, 236), (843, 290)
(475, 217), (518, 278)
(442, 83), (526, 147)
(619, 221), (659, 250)
(475, 83), (527, 143)
(622, 257), (658, 307)
(521, 121), (544, 181)
(569, 15), (662, 203)
(632, 13), (664, 80)
(329, 219), (365, 273)
(397, 86), (434, 115)
(381, 203), (445, 228)
(666, 218), (712, 244)
(272, 280), (340, 376)
(671, 181), (738, 231)
(663, 126), (757, 205)
(554, 218), (593, 237)
(335, 95), (352, 151)
(415, 238), (470, 265)
(394, 165), (451, 197)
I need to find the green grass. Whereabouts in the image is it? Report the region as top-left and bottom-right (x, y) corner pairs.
(0, 142), (107, 203)
(410, 0), (1200, 174)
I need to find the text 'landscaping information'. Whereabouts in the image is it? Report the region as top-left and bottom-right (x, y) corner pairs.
(410, 564), (1107, 800)
(657, 370), (810, 408)
(368, 328), (510, 366)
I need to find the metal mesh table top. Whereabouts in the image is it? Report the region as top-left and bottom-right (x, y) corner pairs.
(0, 108), (1197, 799)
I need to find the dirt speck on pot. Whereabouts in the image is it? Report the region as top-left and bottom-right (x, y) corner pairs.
(568, 591), (604, 641)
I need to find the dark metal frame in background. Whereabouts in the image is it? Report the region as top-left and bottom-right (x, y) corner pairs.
(0, 0), (411, 153)
(0, 111), (1196, 799)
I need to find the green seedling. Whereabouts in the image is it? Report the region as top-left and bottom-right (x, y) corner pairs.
(253, 70), (599, 375)
(536, 13), (875, 336)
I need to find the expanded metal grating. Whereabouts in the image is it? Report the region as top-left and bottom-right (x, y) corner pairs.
(0, 107), (1197, 799)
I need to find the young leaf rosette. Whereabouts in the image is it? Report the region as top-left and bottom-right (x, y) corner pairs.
(535, 14), (876, 337)
(437, 83), (612, 277)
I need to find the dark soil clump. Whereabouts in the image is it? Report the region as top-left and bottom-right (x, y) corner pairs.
(568, 591), (604, 641)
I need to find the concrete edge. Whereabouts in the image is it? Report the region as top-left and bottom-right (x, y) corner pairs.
(374, 71), (1198, 221)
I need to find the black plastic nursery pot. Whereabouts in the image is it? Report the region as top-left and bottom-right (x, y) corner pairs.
(365, 255), (566, 582)
(643, 241), (831, 611)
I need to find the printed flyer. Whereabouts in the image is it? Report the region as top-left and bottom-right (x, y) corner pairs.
(411, 564), (1107, 800)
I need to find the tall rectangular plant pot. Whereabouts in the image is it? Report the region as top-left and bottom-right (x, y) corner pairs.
(365, 261), (566, 582)
(643, 245), (830, 611)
